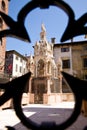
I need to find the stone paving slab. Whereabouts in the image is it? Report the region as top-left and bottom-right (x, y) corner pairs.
(14, 106), (87, 130)
(0, 102), (87, 130)
(0, 108), (35, 130)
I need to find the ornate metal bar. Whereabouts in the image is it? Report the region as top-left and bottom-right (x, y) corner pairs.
(0, 0), (87, 129)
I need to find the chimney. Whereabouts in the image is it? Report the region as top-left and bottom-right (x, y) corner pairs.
(51, 38), (56, 44)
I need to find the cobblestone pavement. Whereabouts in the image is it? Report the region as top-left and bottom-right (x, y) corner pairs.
(0, 102), (87, 130)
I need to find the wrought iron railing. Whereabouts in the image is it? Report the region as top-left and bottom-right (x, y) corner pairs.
(0, 0), (87, 129)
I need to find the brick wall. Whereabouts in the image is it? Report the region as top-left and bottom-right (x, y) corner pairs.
(0, 0), (9, 73)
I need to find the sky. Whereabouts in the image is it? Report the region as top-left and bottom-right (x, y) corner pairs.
(6, 0), (87, 56)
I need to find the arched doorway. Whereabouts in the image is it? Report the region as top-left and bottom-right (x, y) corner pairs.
(34, 84), (45, 104)
(37, 59), (44, 76)
(31, 77), (47, 104)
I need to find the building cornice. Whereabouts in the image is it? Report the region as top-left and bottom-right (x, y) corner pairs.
(6, 50), (27, 61)
(54, 40), (87, 47)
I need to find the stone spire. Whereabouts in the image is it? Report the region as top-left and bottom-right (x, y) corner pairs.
(40, 23), (46, 41)
(41, 23), (46, 32)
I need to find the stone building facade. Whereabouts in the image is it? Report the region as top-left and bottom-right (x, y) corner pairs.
(27, 24), (60, 104)
(27, 24), (87, 104)
(53, 40), (87, 102)
(1, 22), (87, 106)
(0, 0), (10, 74)
(4, 50), (28, 78)
(1, 50), (28, 109)
(54, 41), (87, 80)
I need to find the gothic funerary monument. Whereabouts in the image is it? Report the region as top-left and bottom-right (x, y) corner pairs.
(28, 24), (64, 104)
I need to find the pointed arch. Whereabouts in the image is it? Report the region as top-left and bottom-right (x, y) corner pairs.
(47, 61), (51, 74)
(1, 0), (6, 11)
(37, 59), (44, 76)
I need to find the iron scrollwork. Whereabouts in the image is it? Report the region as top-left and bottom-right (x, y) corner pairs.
(0, 0), (87, 129)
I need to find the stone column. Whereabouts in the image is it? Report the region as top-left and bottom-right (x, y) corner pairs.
(47, 78), (51, 94)
(29, 77), (32, 93)
(59, 75), (62, 93)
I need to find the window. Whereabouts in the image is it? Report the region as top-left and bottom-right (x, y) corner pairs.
(83, 58), (87, 68)
(0, 38), (2, 45)
(47, 61), (51, 73)
(83, 46), (87, 51)
(37, 59), (44, 76)
(61, 47), (69, 52)
(1, 1), (5, 11)
(20, 58), (22, 62)
(15, 56), (18, 60)
(20, 66), (22, 73)
(62, 59), (70, 69)
(23, 68), (25, 74)
(15, 64), (18, 72)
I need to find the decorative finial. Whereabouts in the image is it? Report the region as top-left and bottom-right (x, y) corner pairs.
(41, 23), (46, 32)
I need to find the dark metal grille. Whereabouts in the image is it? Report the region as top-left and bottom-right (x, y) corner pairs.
(0, 0), (87, 129)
